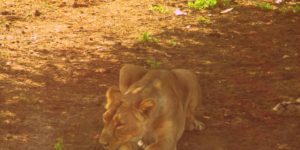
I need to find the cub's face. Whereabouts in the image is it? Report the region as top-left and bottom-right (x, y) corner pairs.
(99, 87), (155, 150)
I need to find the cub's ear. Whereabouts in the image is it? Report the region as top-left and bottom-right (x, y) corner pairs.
(105, 86), (122, 110)
(137, 99), (156, 117)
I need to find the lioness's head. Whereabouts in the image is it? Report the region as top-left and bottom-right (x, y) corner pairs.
(99, 86), (156, 150)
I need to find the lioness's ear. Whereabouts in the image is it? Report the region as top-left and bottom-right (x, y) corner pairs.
(137, 99), (156, 116)
(105, 86), (122, 110)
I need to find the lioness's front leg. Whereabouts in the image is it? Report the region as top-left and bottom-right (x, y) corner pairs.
(144, 120), (179, 150)
(145, 140), (177, 150)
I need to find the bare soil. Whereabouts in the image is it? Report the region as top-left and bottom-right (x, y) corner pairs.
(0, 0), (299, 150)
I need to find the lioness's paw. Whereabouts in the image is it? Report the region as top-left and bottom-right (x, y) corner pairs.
(194, 120), (205, 131)
(186, 120), (205, 131)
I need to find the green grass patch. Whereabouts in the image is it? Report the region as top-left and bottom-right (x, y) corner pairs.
(278, 5), (290, 13)
(139, 31), (151, 43)
(197, 16), (212, 24)
(220, 0), (231, 7)
(256, 2), (273, 10)
(293, 5), (300, 13)
(54, 138), (63, 150)
(138, 31), (159, 43)
(150, 5), (169, 14)
(167, 39), (178, 47)
(278, 4), (300, 13)
(188, 0), (217, 10)
(146, 57), (161, 69)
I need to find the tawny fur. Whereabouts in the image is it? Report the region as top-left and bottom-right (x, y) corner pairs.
(100, 64), (205, 150)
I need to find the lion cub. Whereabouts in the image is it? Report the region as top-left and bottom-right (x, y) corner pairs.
(100, 64), (205, 150)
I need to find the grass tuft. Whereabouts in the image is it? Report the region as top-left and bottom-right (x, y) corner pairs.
(220, 0), (231, 7)
(197, 16), (212, 24)
(138, 31), (159, 43)
(146, 57), (161, 69)
(293, 5), (300, 13)
(150, 5), (169, 14)
(256, 2), (273, 10)
(54, 138), (63, 150)
(188, 0), (217, 10)
(167, 39), (177, 47)
(139, 31), (151, 43)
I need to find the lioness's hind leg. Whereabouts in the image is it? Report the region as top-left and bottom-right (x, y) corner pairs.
(185, 89), (205, 131)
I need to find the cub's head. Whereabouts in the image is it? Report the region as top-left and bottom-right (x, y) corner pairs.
(99, 86), (156, 150)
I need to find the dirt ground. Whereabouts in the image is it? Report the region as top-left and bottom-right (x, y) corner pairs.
(0, 0), (299, 150)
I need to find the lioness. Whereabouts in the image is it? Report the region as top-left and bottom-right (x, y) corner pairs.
(100, 64), (205, 150)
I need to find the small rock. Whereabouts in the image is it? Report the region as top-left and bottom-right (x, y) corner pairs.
(274, 0), (284, 4)
(203, 60), (212, 65)
(174, 8), (187, 16)
(5, 24), (10, 29)
(221, 8), (234, 14)
(34, 10), (41, 16)
(45, 126), (53, 130)
(185, 25), (191, 29)
(282, 55), (289, 59)
(58, 2), (67, 7)
(277, 143), (290, 150)
(284, 67), (291, 71)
